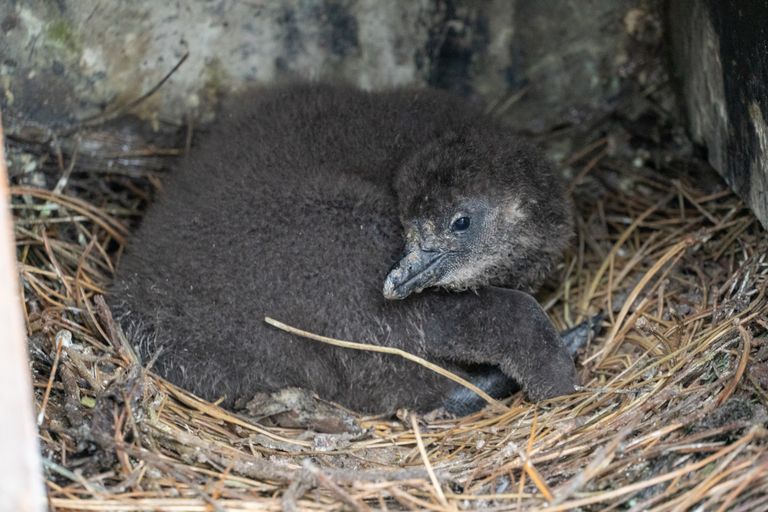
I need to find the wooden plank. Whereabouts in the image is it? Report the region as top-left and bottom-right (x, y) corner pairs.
(0, 112), (45, 510)
(670, 0), (768, 228)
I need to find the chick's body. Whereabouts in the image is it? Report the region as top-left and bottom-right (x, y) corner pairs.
(111, 84), (575, 413)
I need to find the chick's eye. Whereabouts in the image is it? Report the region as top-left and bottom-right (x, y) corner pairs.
(451, 216), (471, 232)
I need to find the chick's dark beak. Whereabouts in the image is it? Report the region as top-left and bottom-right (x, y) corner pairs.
(383, 247), (448, 300)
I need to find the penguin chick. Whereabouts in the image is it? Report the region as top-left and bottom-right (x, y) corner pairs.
(110, 83), (577, 414)
(383, 129), (573, 300)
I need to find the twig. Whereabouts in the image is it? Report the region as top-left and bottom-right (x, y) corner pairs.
(411, 415), (451, 510)
(305, 462), (373, 512)
(37, 330), (71, 425)
(716, 323), (752, 406)
(265, 316), (503, 409)
(57, 52), (190, 137)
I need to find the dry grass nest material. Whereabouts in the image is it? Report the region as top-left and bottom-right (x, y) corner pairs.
(9, 121), (768, 511)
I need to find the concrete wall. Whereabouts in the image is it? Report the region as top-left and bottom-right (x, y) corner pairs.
(1, 0), (647, 134)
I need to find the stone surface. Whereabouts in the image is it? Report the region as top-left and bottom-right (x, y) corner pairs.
(0, 0), (440, 126)
(670, 0), (768, 227)
(0, 0), (647, 134)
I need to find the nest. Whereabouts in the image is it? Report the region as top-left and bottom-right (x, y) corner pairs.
(9, 108), (768, 511)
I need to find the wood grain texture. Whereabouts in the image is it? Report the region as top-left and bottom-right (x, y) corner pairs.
(670, 0), (768, 227)
(0, 112), (45, 511)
